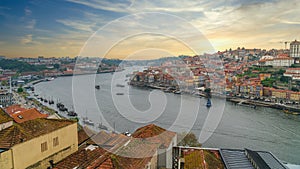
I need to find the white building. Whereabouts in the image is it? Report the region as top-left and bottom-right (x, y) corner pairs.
(0, 91), (12, 107)
(290, 40), (300, 59)
(284, 68), (300, 80)
(258, 57), (294, 67)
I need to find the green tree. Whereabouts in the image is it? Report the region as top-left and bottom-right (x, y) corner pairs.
(1, 80), (8, 86)
(17, 87), (23, 93)
(53, 63), (60, 69)
(204, 88), (212, 98)
(261, 78), (275, 87)
(178, 132), (202, 147)
(291, 87), (299, 92)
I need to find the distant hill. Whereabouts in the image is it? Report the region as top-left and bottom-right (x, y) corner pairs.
(0, 59), (46, 72)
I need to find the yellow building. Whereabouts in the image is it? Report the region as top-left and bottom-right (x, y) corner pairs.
(272, 90), (286, 100)
(0, 118), (78, 169)
(290, 92), (300, 101)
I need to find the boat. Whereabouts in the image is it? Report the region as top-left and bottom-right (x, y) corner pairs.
(83, 118), (94, 126)
(95, 85), (100, 90)
(283, 109), (300, 115)
(116, 93), (124, 95)
(83, 111), (94, 126)
(67, 110), (77, 117)
(98, 123), (108, 130)
(116, 84), (125, 87)
(206, 99), (212, 108)
(57, 103), (67, 111)
(49, 100), (54, 105)
(174, 90), (182, 94)
(46, 77), (55, 81)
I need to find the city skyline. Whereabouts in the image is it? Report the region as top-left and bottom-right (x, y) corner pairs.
(0, 0), (299, 59)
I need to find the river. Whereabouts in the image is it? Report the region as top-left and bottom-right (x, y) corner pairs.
(33, 68), (300, 165)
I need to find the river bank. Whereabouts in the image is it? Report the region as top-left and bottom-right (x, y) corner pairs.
(129, 81), (300, 114)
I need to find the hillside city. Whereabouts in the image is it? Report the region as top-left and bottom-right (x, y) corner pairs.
(0, 40), (299, 169)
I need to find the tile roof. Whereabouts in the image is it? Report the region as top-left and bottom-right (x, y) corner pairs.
(54, 145), (107, 169)
(10, 108), (48, 123)
(132, 124), (176, 148)
(0, 118), (75, 149)
(4, 105), (26, 115)
(0, 108), (12, 124)
(78, 127), (96, 145)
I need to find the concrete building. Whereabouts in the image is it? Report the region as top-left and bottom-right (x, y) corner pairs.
(0, 90), (12, 107)
(284, 68), (300, 81)
(290, 40), (300, 60)
(0, 118), (78, 169)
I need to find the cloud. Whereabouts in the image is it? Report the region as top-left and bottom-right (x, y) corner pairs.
(26, 19), (36, 29)
(20, 34), (33, 45)
(24, 7), (32, 16)
(56, 19), (95, 32)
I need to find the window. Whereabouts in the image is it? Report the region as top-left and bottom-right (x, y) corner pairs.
(53, 137), (59, 147)
(41, 142), (48, 152)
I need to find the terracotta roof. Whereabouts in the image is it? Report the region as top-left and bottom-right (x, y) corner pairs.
(54, 145), (107, 169)
(10, 108), (48, 123)
(0, 118), (75, 149)
(78, 127), (95, 145)
(0, 108), (12, 124)
(4, 105), (26, 115)
(132, 124), (176, 148)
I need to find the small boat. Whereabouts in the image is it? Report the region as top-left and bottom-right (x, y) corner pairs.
(83, 118), (94, 126)
(174, 90), (182, 94)
(116, 84), (125, 87)
(56, 103), (63, 108)
(44, 99), (48, 103)
(49, 100), (54, 105)
(95, 85), (100, 90)
(206, 99), (212, 108)
(46, 77), (55, 81)
(59, 107), (67, 112)
(116, 93), (124, 95)
(283, 109), (300, 115)
(98, 123), (108, 130)
(67, 110), (77, 117)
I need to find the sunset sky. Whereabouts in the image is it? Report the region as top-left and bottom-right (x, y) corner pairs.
(0, 0), (300, 59)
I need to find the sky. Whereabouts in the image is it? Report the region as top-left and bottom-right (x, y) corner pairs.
(0, 0), (300, 59)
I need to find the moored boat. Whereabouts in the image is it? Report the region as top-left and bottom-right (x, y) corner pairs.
(206, 99), (212, 108)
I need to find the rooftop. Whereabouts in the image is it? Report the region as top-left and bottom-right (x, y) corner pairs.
(10, 108), (48, 123)
(0, 118), (75, 149)
(54, 145), (107, 169)
(0, 108), (12, 124)
(4, 105), (26, 115)
(132, 124), (176, 148)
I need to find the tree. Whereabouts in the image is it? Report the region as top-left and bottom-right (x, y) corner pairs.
(178, 132), (202, 147)
(53, 64), (60, 69)
(17, 87), (23, 93)
(204, 88), (212, 98)
(261, 78), (275, 87)
(1, 80), (8, 86)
